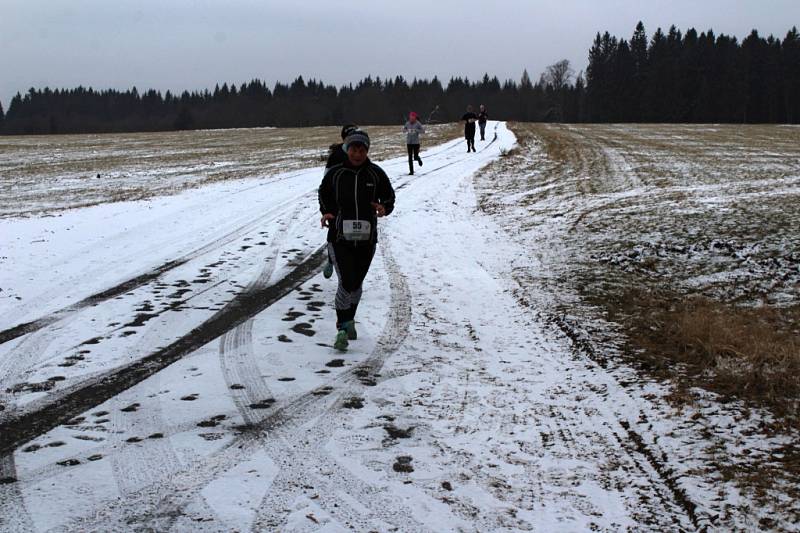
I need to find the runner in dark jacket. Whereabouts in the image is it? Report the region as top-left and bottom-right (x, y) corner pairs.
(325, 124), (358, 169)
(462, 105), (477, 152)
(322, 124), (358, 279)
(318, 129), (396, 351)
(477, 104), (488, 141)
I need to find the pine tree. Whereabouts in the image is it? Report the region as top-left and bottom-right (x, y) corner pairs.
(630, 21), (649, 120)
(783, 27), (800, 122)
(174, 106), (195, 130)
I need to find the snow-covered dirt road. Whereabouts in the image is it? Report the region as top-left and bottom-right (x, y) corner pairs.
(0, 123), (785, 531)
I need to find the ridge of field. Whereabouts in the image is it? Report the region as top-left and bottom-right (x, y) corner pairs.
(477, 122), (800, 527)
(0, 123), (459, 218)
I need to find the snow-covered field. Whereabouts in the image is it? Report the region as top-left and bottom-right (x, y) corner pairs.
(1, 122), (798, 531)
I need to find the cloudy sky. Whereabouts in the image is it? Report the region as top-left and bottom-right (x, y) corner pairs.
(2, 0), (798, 107)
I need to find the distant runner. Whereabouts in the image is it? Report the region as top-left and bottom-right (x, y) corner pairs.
(477, 104), (488, 141)
(322, 124), (358, 279)
(462, 105), (477, 152)
(403, 112), (425, 175)
(318, 129), (396, 351)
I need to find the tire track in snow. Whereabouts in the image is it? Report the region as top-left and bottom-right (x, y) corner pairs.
(546, 313), (708, 530)
(0, 327), (61, 410)
(0, 187), (316, 347)
(107, 377), (185, 497)
(495, 245), (706, 528)
(146, 239), (414, 531)
(218, 212), (295, 428)
(58, 238), (414, 531)
(0, 454), (34, 532)
(101, 224), (287, 512)
(219, 319), (276, 427)
(0, 274), (225, 404)
(249, 238), (416, 531)
(2, 231), (293, 530)
(0, 245), (326, 456)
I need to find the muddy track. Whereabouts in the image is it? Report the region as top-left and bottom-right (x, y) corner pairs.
(0, 455), (34, 532)
(0, 246), (326, 456)
(218, 226), (284, 427)
(0, 188), (316, 347)
(54, 237), (413, 531)
(198, 239), (414, 530)
(544, 313), (708, 531)
(0, 259), (188, 346)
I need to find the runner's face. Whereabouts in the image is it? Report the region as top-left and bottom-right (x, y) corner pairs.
(347, 143), (368, 166)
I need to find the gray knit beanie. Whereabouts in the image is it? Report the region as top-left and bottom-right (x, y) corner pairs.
(344, 129), (370, 150)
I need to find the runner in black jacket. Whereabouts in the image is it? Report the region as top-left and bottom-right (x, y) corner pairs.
(462, 105), (477, 152)
(325, 124), (358, 169)
(322, 124), (358, 279)
(477, 104), (488, 141)
(318, 129), (396, 351)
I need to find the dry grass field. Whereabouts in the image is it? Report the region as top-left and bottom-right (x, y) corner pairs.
(477, 123), (800, 513)
(479, 123), (800, 415)
(0, 123), (460, 217)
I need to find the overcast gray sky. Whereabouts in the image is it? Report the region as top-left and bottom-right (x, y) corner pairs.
(2, 0), (798, 108)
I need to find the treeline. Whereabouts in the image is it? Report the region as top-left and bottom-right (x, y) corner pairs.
(587, 23), (800, 122)
(0, 70), (581, 135)
(1, 23), (798, 134)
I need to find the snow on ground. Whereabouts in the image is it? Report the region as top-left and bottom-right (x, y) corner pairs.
(0, 122), (794, 531)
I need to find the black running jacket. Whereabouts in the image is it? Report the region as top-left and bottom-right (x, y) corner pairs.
(318, 159), (396, 244)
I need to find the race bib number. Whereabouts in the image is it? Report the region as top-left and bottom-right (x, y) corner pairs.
(342, 220), (371, 241)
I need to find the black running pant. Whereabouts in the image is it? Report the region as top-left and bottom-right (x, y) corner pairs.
(479, 121), (486, 140)
(407, 144), (421, 173)
(465, 127), (476, 151)
(466, 136), (476, 152)
(328, 241), (376, 326)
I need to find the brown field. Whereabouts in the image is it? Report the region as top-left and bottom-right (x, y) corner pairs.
(477, 122), (800, 510)
(0, 122), (460, 217)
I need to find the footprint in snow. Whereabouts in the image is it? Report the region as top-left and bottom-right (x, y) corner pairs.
(291, 323), (315, 337)
(342, 397), (364, 409)
(393, 456), (414, 473)
(248, 399), (276, 409)
(197, 415), (227, 427)
(282, 311), (305, 322)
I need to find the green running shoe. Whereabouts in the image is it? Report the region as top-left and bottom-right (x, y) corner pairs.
(323, 261), (334, 279)
(334, 329), (349, 351)
(342, 320), (357, 340)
